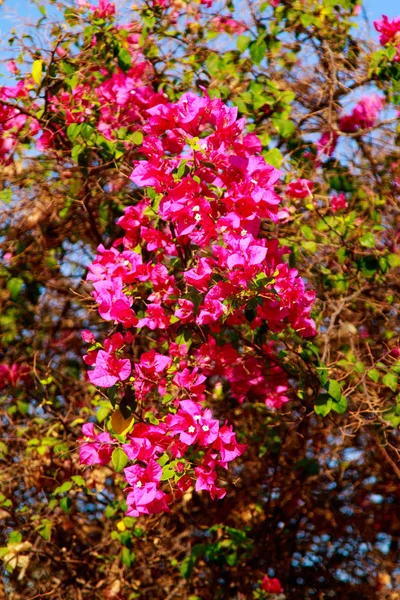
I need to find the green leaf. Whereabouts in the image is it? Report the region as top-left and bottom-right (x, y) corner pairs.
(300, 13), (317, 27)
(7, 277), (24, 300)
(249, 39), (267, 65)
(325, 379), (342, 402)
(0, 189), (12, 204)
(67, 123), (82, 140)
(273, 118), (295, 138)
(337, 247), (347, 264)
(157, 453), (170, 467)
(37, 519), (52, 541)
(331, 396), (348, 414)
(17, 401), (29, 415)
(382, 373), (398, 392)
(118, 48), (132, 72)
(71, 144), (84, 163)
(160, 465), (175, 481)
(237, 35), (251, 53)
(367, 368), (380, 383)
(388, 253), (400, 268)
(32, 59), (43, 85)
(301, 225), (315, 240)
(66, 73), (79, 90)
(206, 52), (223, 77)
(53, 481), (72, 495)
(359, 233), (375, 248)
(59, 496), (72, 513)
(9, 531), (22, 544)
(131, 130), (143, 145)
(263, 147), (283, 168)
(180, 545), (205, 579)
(121, 547), (135, 567)
(315, 393), (333, 417)
(301, 241), (317, 254)
(226, 552), (238, 566)
(71, 475), (86, 487)
(180, 555), (196, 579)
(383, 407), (400, 428)
(80, 123), (94, 140)
(112, 448), (129, 472)
(107, 385), (117, 407)
(177, 160), (189, 179)
(97, 406), (110, 423)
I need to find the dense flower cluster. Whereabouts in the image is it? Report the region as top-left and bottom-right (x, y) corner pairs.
(0, 0), (316, 517)
(80, 85), (316, 515)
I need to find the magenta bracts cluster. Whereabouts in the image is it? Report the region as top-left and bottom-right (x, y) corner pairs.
(80, 84), (316, 516)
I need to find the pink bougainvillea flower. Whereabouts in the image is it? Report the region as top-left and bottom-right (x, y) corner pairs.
(286, 178), (314, 199)
(261, 575), (283, 593)
(339, 95), (383, 133)
(82, 329), (96, 344)
(0, 363), (31, 389)
(90, 0), (116, 18)
(211, 16), (246, 35)
(124, 459), (170, 516)
(317, 131), (338, 158)
(330, 193), (348, 213)
(194, 459), (226, 499)
(79, 423), (114, 465)
(88, 349), (131, 388)
(212, 424), (247, 468)
(374, 15), (400, 60)
(166, 400), (220, 446)
(6, 61), (19, 74)
(135, 349), (172, 376)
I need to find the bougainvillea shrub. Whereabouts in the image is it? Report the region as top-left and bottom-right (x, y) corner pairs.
(0, 0), (399, 598)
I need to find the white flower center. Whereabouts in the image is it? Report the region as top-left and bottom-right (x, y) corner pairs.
(202, 425), (209, 432)
(241, 229), (247, 237)
(194, 415), (201, 421)
(188, 425), (196, 433)
(194, 214), (201, 222)
(193, 205), (200, 212)
(136, 481), (142, 488)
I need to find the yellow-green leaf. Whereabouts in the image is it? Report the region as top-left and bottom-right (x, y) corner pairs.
(32, 60), (43, 85)
(112, 448), (129, 472)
